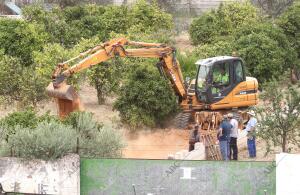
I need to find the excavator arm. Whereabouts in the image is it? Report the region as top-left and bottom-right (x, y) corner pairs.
(46, 38), (187, 117)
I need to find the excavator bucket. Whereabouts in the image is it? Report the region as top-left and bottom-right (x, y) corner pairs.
(46, 83), (81, 118)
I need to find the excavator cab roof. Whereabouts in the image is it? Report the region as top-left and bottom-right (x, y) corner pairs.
(195, 56), (241, 66)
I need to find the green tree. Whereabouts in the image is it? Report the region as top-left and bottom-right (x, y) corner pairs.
(0, 51), (46, 105)
(277, 2), (300, 61)
(87, 59), (123, 104)
(257, 79), (300, 153)
(114, 65), (179, 129)
(189, 2), (259, 45)
(0, 18), (47, 66)
(234, 22), (296, 83)
(23, 4), (132, 47)
(194, 39), (235, 59)
(129, 0), (173, 33)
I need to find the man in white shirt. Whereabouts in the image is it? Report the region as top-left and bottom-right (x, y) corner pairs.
(244, 110), (257, 158)
(228, 113), (238, 160)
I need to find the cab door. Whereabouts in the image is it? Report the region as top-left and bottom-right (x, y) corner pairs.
(231, 60), (248, 103)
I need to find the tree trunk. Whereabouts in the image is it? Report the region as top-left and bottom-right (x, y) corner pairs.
(96, 85), (105, 105)
(282, 133), (287, 152)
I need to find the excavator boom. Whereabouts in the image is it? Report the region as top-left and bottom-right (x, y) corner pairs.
(46, 38), (187, 117)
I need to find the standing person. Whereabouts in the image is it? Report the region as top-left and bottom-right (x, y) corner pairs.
(244, 110), (257, 158)
(228, 113), (238, 160)
(189, 125), (200, 151)
(218, 115), (232, 161)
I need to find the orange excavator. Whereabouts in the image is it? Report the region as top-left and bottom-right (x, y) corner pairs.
(46, 38), (258, 158)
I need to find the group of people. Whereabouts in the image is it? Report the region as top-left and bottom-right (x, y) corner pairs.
(218, 110), (257, 160)
(188, 110), (257, 161)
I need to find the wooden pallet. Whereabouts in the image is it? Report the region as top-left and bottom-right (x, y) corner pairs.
(201, 132), (222, 160)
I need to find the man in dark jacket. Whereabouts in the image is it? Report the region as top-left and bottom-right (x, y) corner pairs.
(218, 115), (232, 161)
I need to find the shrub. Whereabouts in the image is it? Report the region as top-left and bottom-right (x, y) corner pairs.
(0, 108), (58, 141)
(6, 121), (76, 160)
(0, 111), (125, 159)
(0, 18), (47, 66)
(277, 2), (300, 60)
(176, 51), (199, 79)
(114, 65), (179, 129)
(64, 111), (124, 158)
(189, 2), (259, 45)
(129, 0), (173, 32)
(234, 22), (296, 83)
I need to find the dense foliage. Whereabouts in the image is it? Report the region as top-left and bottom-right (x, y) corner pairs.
(22, 0), (172, 48)
(114, 65), (179, 129)
(0, 110), (124, 160)
(0, 19), (47, 66)
(234, 22), (296, 83)
(189, 2), (259, 45)
(277, 2), (300, 61)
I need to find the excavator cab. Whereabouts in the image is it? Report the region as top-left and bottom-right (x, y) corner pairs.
(195, 56), (256, 108)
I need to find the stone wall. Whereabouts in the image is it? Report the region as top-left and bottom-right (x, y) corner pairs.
(0, 154), (80, 195)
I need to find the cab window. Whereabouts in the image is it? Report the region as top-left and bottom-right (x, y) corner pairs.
(212, 62), (230, 86)
(234, 60), (244, 83)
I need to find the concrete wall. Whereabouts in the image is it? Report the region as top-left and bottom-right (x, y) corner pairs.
(277, 153), (300, 195)
(0, 154), (80, 195)
(80, 158), (275, 195)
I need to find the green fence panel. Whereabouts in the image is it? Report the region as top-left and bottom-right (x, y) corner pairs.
(80, 159), (275, 195)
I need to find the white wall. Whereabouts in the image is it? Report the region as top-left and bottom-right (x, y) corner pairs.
(0, 154), (80, 195)
(276, 153), (300, 195)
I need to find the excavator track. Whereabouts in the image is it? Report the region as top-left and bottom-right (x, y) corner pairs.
(173, 112), (192, 129)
